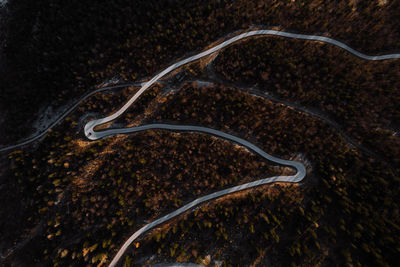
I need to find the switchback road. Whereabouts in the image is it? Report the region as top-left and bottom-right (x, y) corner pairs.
(1, 28), (399, 267)
(88, 30), (398, 267)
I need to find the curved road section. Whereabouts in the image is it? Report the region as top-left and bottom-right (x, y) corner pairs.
(1, 29), (398, 266)
(1, 29), (398, 152)
(107, 124), (306, 267)
(0, 82), (145, 153)
(83, 29), (399, 267)
(84, 29), (400, 140)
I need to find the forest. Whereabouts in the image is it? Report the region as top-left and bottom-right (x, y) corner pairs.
(0, 0), (399, 266)
(1, 0), (399, 143)
(1, 81), (399, 265)
(126, 82), (399, 266)
(212, 36), (400, 168)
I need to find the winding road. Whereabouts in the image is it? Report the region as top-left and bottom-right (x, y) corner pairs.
(83, 30), (398, 267)
(1, 28), (399, 266)
(0, 82), (146, 153)
(107, 125), (306, 267)
(84, 29), (400, 140)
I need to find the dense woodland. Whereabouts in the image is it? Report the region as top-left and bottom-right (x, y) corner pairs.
(213, 36), (400, 168)
(1, 0), (400, 266)
(1, 81), (399, 265)
(1, 0), (400, 142)
(2, 83), (287, 265)
(131, 83), (399, 266)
